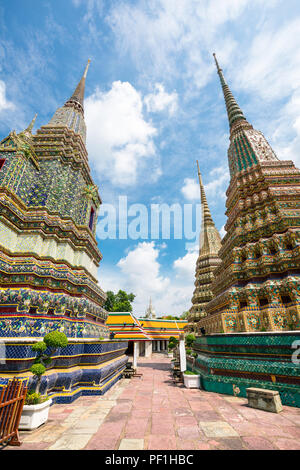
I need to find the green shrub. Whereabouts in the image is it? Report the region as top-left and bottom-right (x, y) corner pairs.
(185, 333), (196, 347)
(184, 370), (199, 375)
(186, 349), (192, 355)
(44, 331), (68, 349)
(169, 336), (179, 344)
(30, 363), (46, 377)
(32, 341), (47, 353)
(168, 342), (176, 350)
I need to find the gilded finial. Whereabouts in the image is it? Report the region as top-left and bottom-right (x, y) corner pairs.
(83, 59), (91, 79)
(196, 159), (203, 187)
(213, 53), (221, 72)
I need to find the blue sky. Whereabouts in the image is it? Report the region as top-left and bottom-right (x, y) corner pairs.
(1, 0), (300, 316)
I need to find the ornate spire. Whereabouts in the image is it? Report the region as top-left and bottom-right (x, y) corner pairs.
(213, 53), (279, 178)
(197, 160), (213, 225)
(188, 162), (222, 322)
(213, 53), (247, 130)
(46, 61), (91, 143)
(145, 297), (156, 319)
(17, 114), (37, 143)
(24, 114), (37, 134)
(66, 59), (91, 113)
(196, 161), (221, 256)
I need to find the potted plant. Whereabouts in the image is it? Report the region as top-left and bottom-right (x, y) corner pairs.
(167, 341), (175, 357)
(168, 340), (178, 358)
(170, 357), (177, 369)
(19, 331), (68, 430)
(183, 370), (200, 389)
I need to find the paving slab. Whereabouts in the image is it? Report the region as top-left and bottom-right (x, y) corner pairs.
(118, 439), (144, 450)
(199, 420), (239, 438)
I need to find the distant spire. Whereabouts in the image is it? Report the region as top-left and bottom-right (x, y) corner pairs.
(24, 114), (37, 134)
(66, 59), (91, 111)
(18, 114), (37, 140)
(197, 160), (213, 225)
(145, 297), (156, 319)
(213, 53), (247, 130)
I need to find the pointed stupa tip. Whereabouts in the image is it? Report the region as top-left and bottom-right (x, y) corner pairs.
(83, 59), (91, 79)
(212, 52), (247, 129)
(196, 160), (213, 224)
(213, 53), (221, 72)
(67, 59), (91, 109)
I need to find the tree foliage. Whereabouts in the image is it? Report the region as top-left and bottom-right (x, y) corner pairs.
(185, 333), (196, 347)
(180, 311), (189, 319)
(104, 290), (135, 312)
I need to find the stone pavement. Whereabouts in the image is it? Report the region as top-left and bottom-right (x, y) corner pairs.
(3, 354), (300, 450)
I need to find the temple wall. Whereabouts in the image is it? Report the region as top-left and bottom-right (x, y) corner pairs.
(0, 309), (109, 339)
(0, 339), (128, 403)
(0, 220), (98, 277)
(188, 332), (300, 407)
(197, 303), (300, 334)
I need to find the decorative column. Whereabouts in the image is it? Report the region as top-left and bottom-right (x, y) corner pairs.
(133, 341), (139, 369)
(179, 334), (186, 373)
(145, 341), (152, 358)
(157, 340), (160, 352)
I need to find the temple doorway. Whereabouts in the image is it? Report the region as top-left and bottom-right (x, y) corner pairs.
(125, 341), (134, 356)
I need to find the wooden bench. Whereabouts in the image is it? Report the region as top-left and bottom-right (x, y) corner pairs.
(122, 366), (143, 379)
(246, 387), (283, 413)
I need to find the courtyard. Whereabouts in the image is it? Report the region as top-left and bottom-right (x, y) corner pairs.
(3, 354), (300, 451)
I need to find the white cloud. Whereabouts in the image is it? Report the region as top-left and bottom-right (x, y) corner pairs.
(181, 177), (199, 201)
(236, 18), (300, 102)
(144, 83), (178, 115)
(0, 81), (15, 112)
(99, 241), (196, 316)
(181, 165), (229, 202)
(85, 81), (157, 186)
(219, 225), (226, 238)
(107, 0), (277, 90)
(233, 18), (300, 167)
(117, 241), (170, 295)
(204, 165), (229, 200)
(173, 243), (198, 281)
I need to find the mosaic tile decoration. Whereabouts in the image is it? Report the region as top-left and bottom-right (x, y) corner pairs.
(0, 340), (128, 404)
(190, 332), (300, 408)
(195, 57), (300, 334)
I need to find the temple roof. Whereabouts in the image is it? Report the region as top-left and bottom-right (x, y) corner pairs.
(106, 312), (187, 340)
